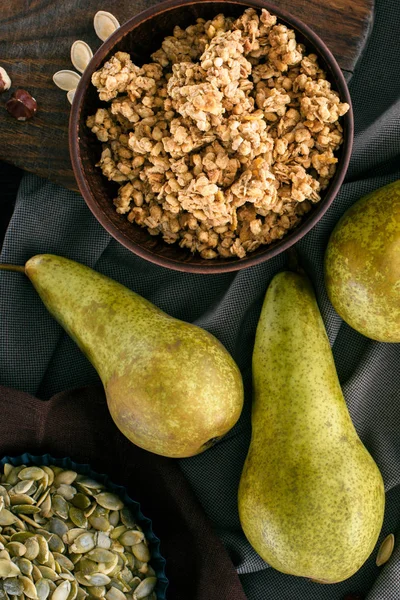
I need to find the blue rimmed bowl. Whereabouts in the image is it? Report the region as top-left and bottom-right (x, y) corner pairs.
(0, 453), (168, 600)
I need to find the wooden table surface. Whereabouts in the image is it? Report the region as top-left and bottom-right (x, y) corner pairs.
(0, 0), (374, 192)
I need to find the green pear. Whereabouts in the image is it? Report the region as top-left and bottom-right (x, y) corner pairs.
(7, 254), (244, 458)
(238, 271), (384, 583)
(325, 179), (400, 342)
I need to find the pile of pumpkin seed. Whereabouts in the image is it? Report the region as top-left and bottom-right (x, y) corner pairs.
(0, 464), (158, 600)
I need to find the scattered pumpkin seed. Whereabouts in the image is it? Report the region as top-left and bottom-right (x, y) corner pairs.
(376, 533), (395, 567)
(70, 41), (93, 74)
(53, 71), (81, 92)
(93, 11), (120, 42)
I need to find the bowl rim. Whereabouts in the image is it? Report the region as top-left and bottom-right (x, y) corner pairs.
(69, 0), (354, 274)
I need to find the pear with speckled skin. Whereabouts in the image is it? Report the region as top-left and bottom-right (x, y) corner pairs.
(238, 271), (384, 583)
(23, 254), (244, 458)
(325, 179), (400, 342)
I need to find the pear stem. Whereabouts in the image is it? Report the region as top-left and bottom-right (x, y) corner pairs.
(0, 263), (26, 274)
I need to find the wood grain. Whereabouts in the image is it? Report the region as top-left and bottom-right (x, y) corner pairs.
(0, 0), (373, 191)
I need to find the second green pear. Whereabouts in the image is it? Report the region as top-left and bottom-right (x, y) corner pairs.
(23, 254), (244, 458)
(238, 271), (385, 583)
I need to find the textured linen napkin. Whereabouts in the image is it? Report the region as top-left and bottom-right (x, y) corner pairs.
(0, 0), (399, 597)
(0, 384), (247, 600)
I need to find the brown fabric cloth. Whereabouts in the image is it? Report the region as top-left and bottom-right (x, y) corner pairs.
(0, 384), (247, 600)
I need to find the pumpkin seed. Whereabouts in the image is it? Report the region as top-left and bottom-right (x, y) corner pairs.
(42, 468), (55, 487)
(35, 579), (50, 600)
(88, 586), (105, 599)
(84, 575), (110, 587)
(109, 528), (125, 542)
(48, 519), (69, 537)
(53, 554), (74, 571)
(376, 533), (395, 567)
(20, 576), (38, 600)
(130, 543), (150, 563)
(87, 517), (109, 533)
(86, 549), (115, 564)
(79, 560), (97, 577)
(52, 71), (81, 92)
(69, 509), (87, 530)
(3, 578), (24, 596)
(16, 557), (33, 577)
(36, 536), (50, 564)
(24, 538), (40, 561)
(9, 496), (35, 507)
(52, 496), (69, 520)
(105, 587), (126, 600)
(76, 479), (103, 492)
(98, 555), (118, 576)
(75, 588), (87, 600)
(48, 535), (65, 555)
(119, 511), (135, 530)
(70, 41), (93, 74)
(93, 11), (120, 42)
(53, 473), (77, 487)
(12, 506), (41, 516)
(118, 532), (144, 547)
(94, 533), (110, 551)
(70, 496), (90, 512)
(18, 468), (45, 482)
(6, 467), (24, 486)
(108, 513), (119, 529)
(130, 577), (141, 591)
(70, 533), (95, 554)
(94, 496), (123, 512)
(51, 581), (71, 600)
(56, 487), (76, 502)
(0, 559), (20, 578)
(132, 577), (156, 600)
(5, 542), (26, 557)
(0, 509), (18, 526)
(39, 495), (51, 519)
(65, 580), (78, 600)
(3, 465), (13, 478)
(11, 531), (35, 543)
(36, 566), (58, 582)
(0, 487), (10, 508)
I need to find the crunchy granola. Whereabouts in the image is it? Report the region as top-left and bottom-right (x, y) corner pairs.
(87, 8), (349, 259)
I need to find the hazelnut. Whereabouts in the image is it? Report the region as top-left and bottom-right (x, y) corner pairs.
(0, 66), (11, 93)
(6, 89), (37, 121)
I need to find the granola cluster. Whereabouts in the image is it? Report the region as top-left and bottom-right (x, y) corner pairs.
(87, 9), (349, 259)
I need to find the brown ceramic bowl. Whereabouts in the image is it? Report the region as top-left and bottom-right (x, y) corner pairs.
(69, 0), (353, 274)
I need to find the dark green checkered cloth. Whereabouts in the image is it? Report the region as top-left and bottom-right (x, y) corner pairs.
(1, 0), (399, 597)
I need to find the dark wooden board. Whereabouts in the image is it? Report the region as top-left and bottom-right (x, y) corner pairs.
(0, 0), (374, 192)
